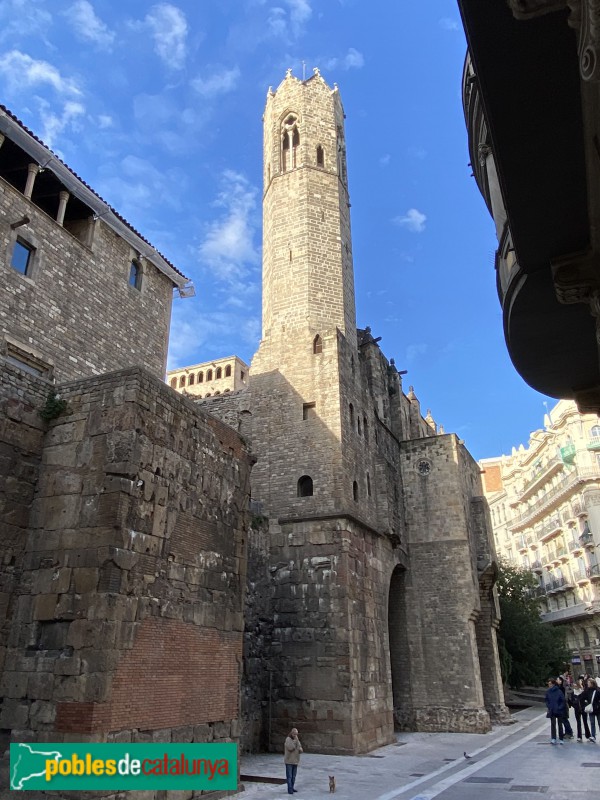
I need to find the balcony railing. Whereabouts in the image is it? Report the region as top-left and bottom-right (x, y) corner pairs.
(531, 559), (543, 572)
(569, 539), (583, 553)
(509, 465), (600, 531)
(539, 516), (563, 542)
(574, 568), (589, 582)
(587, 564), (600, 580)
(519, 455), (564, 501)
(587, 437), (600, 451)
(580, 532), (595, 546)
(548, 577), (568, 592)
(555, 545), (568, 558)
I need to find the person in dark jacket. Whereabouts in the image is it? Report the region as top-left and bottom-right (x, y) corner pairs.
(545, 678), (566, 744)
(555, 675), (574, 738)
(581, 677), (600, 742)
(570, 678), (592, 742)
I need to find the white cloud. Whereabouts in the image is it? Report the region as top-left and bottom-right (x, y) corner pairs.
(393, 208), (427, 233)
(199, 170), (261, 293)
(145, 3), (188, 70)
(324, 47), (365, 71)
(97, 155), (184, 215)
(97, 114), (113, 129)
(40, 100), (85, 149)
(0, 50), (81, 95)
(167, 311), (259, 370)
(68, 1), (115, 49)
(267, 0), (312, 41)
(439, 17), (459, 31)
(192, 66), (240, 98)
(0, 1), (53, 44)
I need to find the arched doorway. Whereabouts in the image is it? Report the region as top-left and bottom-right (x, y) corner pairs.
(388, 564), (409, 729)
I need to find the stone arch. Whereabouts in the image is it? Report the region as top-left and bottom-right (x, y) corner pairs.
(297, 475), (313, 497)
(388, 564), (410, 730)
(281, 112), (300, 171)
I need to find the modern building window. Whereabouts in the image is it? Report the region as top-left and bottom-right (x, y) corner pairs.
(207, 369), (213, 381)
(188, 374), (194, 385)
(225, 364), (232, 377)
(179, 376), (185, 387)
(297, 475), (313, 497)
(198, 372), (204, 383)
(216, 367), (222, 379)
(11, 239), (35, 275)
(303, 402), (316, 420)
(316, 145), (324, 167)
(129, 259), (142, 290)
(353, 481), (358, 501)
(313, 334), (322, 354)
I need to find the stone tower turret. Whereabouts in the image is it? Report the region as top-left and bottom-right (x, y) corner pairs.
(260, 68), (356, 347)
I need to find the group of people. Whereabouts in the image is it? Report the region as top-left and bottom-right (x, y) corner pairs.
(545, 671), (600, 744)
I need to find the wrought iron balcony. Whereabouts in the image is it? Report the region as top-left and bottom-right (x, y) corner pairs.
(580, 532), (595, 546)
(587, 564), (600, 580)
(569, 538), (583, 553)
(587, 437), (600, 451)
(574, 567), (589, 583)
(531, 559), (543, 572)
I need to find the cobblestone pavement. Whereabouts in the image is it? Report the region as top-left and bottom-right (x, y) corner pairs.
(239, 705), (600, 800)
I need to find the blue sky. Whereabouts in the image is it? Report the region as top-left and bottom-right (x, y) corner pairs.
(0, 0), (553, 460)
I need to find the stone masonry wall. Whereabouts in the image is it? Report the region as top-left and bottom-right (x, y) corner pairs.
(0, 361), (50, 754)
(0, 366), (252, 798)
(1, 176), (173, 382)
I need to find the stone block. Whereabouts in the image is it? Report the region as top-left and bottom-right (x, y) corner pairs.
(212, 721), (231, 740)
(30, 700), (56, 725)
(33, 594), (58, 621)
(0, 670), (28, 698)
(193, 724), (214, 743)
(54, 656), (82, 676)
(0, 698), (29, 728)
(73, 568), (100, 594)
(27, 672), (55, 700)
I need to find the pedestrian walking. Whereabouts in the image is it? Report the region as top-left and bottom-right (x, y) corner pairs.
(570, 678), (592, 742)
(284, 727), (303, 794)
(545, 678), (566, 744)
(555, 675), (574, 738)
(582, 678), (600, 742)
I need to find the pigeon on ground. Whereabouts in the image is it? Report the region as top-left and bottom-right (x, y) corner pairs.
(464, 752), (472, 759)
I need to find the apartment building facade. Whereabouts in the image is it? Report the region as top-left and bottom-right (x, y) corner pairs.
(481, 400), (600, 675)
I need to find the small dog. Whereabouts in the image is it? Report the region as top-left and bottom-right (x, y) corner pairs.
(329, 775), (336, 793)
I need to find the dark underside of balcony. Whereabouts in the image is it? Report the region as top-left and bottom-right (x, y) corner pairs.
(459, 0), (599, 399)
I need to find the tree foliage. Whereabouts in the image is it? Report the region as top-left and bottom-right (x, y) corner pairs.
(496, 559), (569, 688)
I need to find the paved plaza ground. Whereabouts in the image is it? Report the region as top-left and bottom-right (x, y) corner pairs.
(239, 705), (600, 800)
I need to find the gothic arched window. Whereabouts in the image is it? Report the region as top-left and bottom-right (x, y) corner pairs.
(313, 334), (322, 354)
(282, 114), (299, 171)
(297, 475), (313, 497)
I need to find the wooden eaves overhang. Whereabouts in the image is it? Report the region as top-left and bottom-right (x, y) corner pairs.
(0, 104), (193, 296)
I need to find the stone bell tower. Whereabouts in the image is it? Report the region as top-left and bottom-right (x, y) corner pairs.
(248, 69), (399, 754)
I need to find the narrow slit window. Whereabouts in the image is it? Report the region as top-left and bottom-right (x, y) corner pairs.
(313, 334), (323, 354)
(349, 403), (354, 427)
(129, 259), (142, 290)
(316, 145), (324, 167)
(353, 481), (358, 502)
